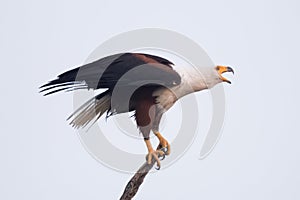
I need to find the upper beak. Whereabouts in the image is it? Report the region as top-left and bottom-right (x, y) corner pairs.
(226, 66), (234, 75)
(216, 66), (235, 84)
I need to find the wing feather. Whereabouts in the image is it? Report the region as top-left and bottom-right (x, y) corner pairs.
(39, 53), (181, 95)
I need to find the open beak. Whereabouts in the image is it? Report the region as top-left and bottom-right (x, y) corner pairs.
(216, 66), (234, 84)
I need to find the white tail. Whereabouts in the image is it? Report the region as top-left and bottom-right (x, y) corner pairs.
(68, 93), (111, 129)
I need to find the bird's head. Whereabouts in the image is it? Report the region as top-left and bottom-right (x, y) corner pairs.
(215, 66), (234, 84)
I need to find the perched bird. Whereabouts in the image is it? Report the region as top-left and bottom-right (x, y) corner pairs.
(40, 52), (234, 169)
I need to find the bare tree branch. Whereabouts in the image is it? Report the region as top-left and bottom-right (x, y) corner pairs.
(120, 155), (163, 200)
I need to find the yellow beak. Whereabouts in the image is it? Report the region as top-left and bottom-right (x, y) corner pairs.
(216, 66), (234, 84)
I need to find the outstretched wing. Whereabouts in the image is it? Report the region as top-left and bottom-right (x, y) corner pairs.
(39, 53), (181, 96)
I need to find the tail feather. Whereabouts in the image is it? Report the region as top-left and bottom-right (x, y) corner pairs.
(68, 91), (111, 129)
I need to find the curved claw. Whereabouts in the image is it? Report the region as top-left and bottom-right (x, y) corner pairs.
(155, 165), (161, 170)
(161, 147), (168, 154)
(155, 135), (171, 156)
(160, 154), (166, 161)
(146, 150), (162, 170)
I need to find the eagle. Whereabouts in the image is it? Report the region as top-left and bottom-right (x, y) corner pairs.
(40, 52), (234, 169)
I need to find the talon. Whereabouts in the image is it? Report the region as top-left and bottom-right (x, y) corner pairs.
(146, 150), (163, 169)
(144, 139), (165, 170)
(160, 154), (165, 161)
(161, 147), (168, 154)
(155, 132), (171, 156)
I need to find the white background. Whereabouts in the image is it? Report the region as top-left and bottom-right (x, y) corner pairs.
(1, 0), (300, 199)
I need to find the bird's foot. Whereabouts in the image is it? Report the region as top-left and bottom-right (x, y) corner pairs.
(145, 149), (165, 170)
(156, 137), (171, 157)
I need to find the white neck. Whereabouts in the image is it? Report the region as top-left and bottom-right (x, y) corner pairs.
(152, 66), (222, 111)
(172, 66), (222, 98)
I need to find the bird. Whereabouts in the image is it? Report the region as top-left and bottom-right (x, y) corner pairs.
(40, 52), (234, 169)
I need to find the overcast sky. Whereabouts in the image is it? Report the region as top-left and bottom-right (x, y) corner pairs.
(1, 0), (300, 199)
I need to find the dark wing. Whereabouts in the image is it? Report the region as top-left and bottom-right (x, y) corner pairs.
(39, 53), (181, 96)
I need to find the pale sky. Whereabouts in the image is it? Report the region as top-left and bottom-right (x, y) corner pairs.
(1, 0), (300, 199)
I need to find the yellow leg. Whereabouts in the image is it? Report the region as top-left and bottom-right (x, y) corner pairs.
(154, 132), (171, 155)
(144, 139), (165, 169)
